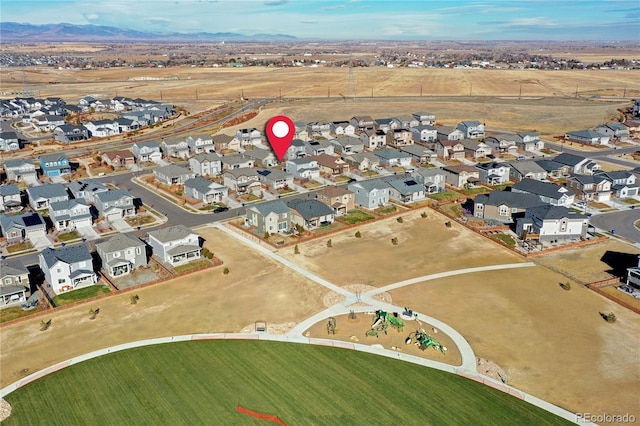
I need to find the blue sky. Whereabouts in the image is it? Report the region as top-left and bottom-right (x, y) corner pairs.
(1, 1), (638, 40)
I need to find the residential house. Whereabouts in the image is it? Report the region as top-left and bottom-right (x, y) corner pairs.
(184, 177), (228, 205)
(96, 233), (147, 278)
(411, 125), (438, 143)
(4, 160), (37, 185)
(313, 154), (350, 175)
(552, 153), (600, 175)
(39, 245), (97, 294)
(457, 121), (485, 139)
(442, 165), (481, 188)
(287, 199), (335, 230)
(565, 130), (610, 146)
(435, 139), (465, 160)
(236, 128), (263, 147)
(0, 131), (20, 151)
(53, 124), (90, 143)
(594, 171), (638, 198)
(516, 132), (544, 151)
(256, 169), (294, 191)
(512, 178), (575, 207)
(394, 115), (420, 129)
(375, 117), (400, 133)
(0, 260), (30, 306)
(307, 122), (332, 138)
(67, 179), (109, 204)
(285, 139), (308, 161)
(94, 189), (136, 221)
(187, 134), (215, 154)
(222, 168), (261, 195)
(626, 256), (640, 290)
(350, 116), (375, 130)
(0, 184), (22, 212)
(27, 183), (69, 210)
(153, 165), (195, 186)
(412, 112), (436, 126)
(305, 139), (335, 157)
(460, 139), (491, 159)
(317, 186), (355, 216)
(535, 159), (572, 178)
(284, 158), (321, 179)
(212, 134), (240, 152)
(221, 154), (255, 171)
(387, 128), (414, 147)
(101, 150), (134, 169)
(437, 126), (465, 141)
(49, 198), (92, 231)
(243, 149), (278, 168)
(246, 200), (291, 235)
(132, 141), (162, 163)
(161, 138), (190, 159)
(400, 145), (437, 164)
(115, 117), (139, 133)
(373, 148), (412, 168)
(342, 152), (380, 172)
(516, 205), (588, 244)
(0, 212), (46, 244)
(484, 134), (519, 156)
(85, 119), (119, 137)
(566, 175), (612, 202)
(294, 122), (310, 141)
(385, 176), (426, 203)
(348, 179), (390, 209)
(596, 122), (629, 139)
(411, 168), (446, 193)
(476, 162), (511, 185)
(38, 153), (70, 177)
(148, 225), (201, 266)
(188, 153), (223, 176)
(360, 128), (387, 150)
(473, 191), (545, 221)
(330, 136), (365, 154)
(508, 160), (548, 182)
(331, 121), (356, 136)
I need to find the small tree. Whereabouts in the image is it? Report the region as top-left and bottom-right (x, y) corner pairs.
(391, 237), (399, 245)
(294, 244), (300, 254)
(355, 230), (362, 238)
(130, 294), (140, 305)
(600, 312), (616, 323)
(421, 211), (428, 218)
(397, 216), (404, 223)
(40, 319), (52, 331)
(560, 282), (571, 291)
(223, 267), (230, 275)
(264, 231), (270, 240)
(445, 221), (452, 228)
(326, 239), (332, 248)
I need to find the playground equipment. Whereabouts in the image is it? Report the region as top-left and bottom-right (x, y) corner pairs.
(327, 317), (336, 335)
(405, 330), (447, 354)
(366, 310), (404, 337)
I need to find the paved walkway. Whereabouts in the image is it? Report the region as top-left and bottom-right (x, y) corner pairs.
(77, 226), (100, 241)
(111, 218), (134, 233)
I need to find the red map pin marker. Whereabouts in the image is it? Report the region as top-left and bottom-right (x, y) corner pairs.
(265, 115), (295, 161)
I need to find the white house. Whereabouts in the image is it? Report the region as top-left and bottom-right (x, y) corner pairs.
(148, 225), (201, 266)
(39, 245), (97, 294)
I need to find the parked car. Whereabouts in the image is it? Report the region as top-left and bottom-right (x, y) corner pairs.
(213, 206), (230, 213)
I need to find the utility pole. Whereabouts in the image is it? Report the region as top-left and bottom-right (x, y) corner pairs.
(469, 83), (472, 97)
(519, 84), (522, 98)
(420, 85), (423, 96)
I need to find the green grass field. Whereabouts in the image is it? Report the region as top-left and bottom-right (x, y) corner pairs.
(4, 340), (570, 425)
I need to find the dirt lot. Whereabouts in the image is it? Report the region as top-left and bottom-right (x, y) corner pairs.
(0, 227), (327, 387)
(280, 209), (525, 287)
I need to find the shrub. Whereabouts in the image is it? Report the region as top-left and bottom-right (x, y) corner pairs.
(421, 212), (428, 218)
(40, 319), (52, 331)
(202, 247), (214, 259)
(559, 282), (571, 291)
(326, 239), (332, 248)
(264, 232), (270, 239)
(397, 216), (404, 223)
(223, 267), (230, 275)
(445, 221), (452, 228)
(130, 294), (140, 305)
(391, 237), (399, 245)
(294, 244), (300, 254)
(355, 231), (362, 238)
(600, 312), (616, 323)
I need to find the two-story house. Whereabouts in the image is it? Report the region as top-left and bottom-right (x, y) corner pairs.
(184, 177), (229, 204)
(360, 128), (387, 150)
(0, 131), (21, 152)
(38, 153), (70, 177)
(39, 245), (97, 294)
(594, 171), (638, 198)
(256, 169), (294, 192)
(387, 128), (414, 148)
(512, 178), (575, 207)
(330, 136), (365, 154)
(96, 233), (147, 278)
(399, 145), (437, 164)
(161, 138), (190, 159)
(287, 199), (335, 230)
(223, 168), (261, 195)
(49, 198), (92, 231)
(305, 139), (335, 157)
(4, 159), (37, 185)
(148, 225), (202, 266)
(187, 134), (215, 154)
(101, 150), (135, 169)
(373, 148), (413, 168)
(566, 175), (612, 202)
(331, 121), (356, 136)
(221, 154), (255, 171)
(411, 125), (438, 143)
(552, 153), (600, 175)
(596, 122), (629, 140)
(348, 179), (390, 209)
(516, 132), (544, 151)
(456, 121), (485, 139)
(508, 160), (548, 182)
(27, 183), (69, 210)
(313, 154), (350, 175)
(412, 111), (436, 126)
(94, 189), (136, 221)
(317, 186), (355, 216)
(246, 200), (292, 235)
(189, 153), (223, 176)
(67, 179), (109, 204)
(0, 184), (22, 213)
(385, 176), (426, 203)
(284, 158), (321, 180)
(53, 124), (90, 143)
(476, 162), (511, 185)
(153, 164), (195, 186)
(474, 191), (545, 221)
(212, 134), (240, 152)
(516, 205), (589, 244)
(307, 122), (332, 139)
(411, 168), (447, 193)
(485, 134), (519, 156)
(0, 260), (30, 306)
(132, 141), (162, 163)
(85, 119), (119, 137)
(342, 152), (380, 172)
(460, 139), (491, 159)
(236, 128), (263, 147)
(435, 140), (465, 160)
(350, 116), (375, 130)
(442, 165), (481, 188)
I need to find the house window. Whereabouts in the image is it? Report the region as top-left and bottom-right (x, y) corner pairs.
(498, 206), (510, 216)
(136, 247), (142, 255)
(278, 222), (288, 231)
(113, 252), (120, 258)
(4, 278), (11, 285)
(58, 278), (66, 284)
(57, 268), (62, 273)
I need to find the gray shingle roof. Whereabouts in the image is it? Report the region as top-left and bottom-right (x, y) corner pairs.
(287, 199), (334, 220)
(373, 148), (412, 161)
(134, 140), (159, 149)
(96, 233), (144, 253)
(0, 184), (20, 196)
(384, 177), (424, 195)
(475, 191), (545, 209)
(508, 160), (547, 176)
(250, 200), (290, 216)
(4, 159), (34, 169)
(40, 245), (92, 268)
(512, 179), (575, 199)
(27, 183), (68, 200)
(0, 260), (27, 278)
(191, 153), (222, 163)
(349, 178), (389, 192)
(38, 153), (68, 163)
(553, 153), (586, 167)
(527, 205), (587, 220)
(184, 176), (221, 193)
(49, 198), (89, 211)
(66, 179), (109, 196)
(155, 164), (193, 179)
(95, 189), (132, 203)
(148, 224), (195, 243)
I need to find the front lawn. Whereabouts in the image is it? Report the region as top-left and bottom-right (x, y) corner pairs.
(340, 210), (376, 224)
(7, 241), (34, 253)
(57, 231), (80, 242)
(620, 198), (640, 205)
(52, 285), (111, 307)
(125, 215), (156, 226)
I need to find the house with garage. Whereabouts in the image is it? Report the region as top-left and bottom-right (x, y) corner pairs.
(246, 200), (292, 235)
(305, 139), (335, 157)
(594, 171), (638, 198)
(316, 186), (355, 216)
(96, 233), (147, 278)
(256, 169), (294, 192)
(184, 177), (229, 205)
(411, 125), (438, 143)
(27, 183), (69, 210)
(148, 225), (202, 266)
(516, 132), (544, 151)
(307, 122), (332, 138)
(287, 199), (335, 230)
(437, 126), (465, 141)
(153, 165), (195, 186)
(485, 134), (519, 156)
(101, 150), (134, 169)
(476, 162), (511, 185)
(387, 128), (414, 148)
(85, 119), (119, 137)
(342, 152), (380, 172)
(284, 158), (321, 179)
(161, 138), (190, 159)
(67, 179), (109, 204)
(512, 178), (575, 207)
(223, 168), (261, 195)
(508, 160), (548, 182)
(212, 134), (240, 152)
(0, 131), (21, 152)
(221, 154), (255, 171)
(375, 117), (400, 134)
(473, 191), (545, 221)
(49, 198), (92, 231)
(187, 134), (215, 154)
(0, 212), (47, 245)
(284, 139), (308, 161)
(53, 124), (90, 143)
(0, 260), (30, 306)
(360, 128), (387, 150)
(373, 148), (413, 168)
(442, 165), (481, 188)
(294, 122), (310, 141)
(460, 139), (491, 159)
(331, 121), (356, 136)
(313, 154), (349, 175)
(552, 153), (600, 175)
(243, 148), (278, 168)
(348, 179), (390, 209)
(188, 153), (223, 176)
(435, 139), (465, 160)
(516, 205), (588, 244)
(411, 168), (446, 193)
(115, 117), (139, 133)
(331, 136), (365, 154)
(534, 159), (571, 178)
(94, 189), (136, 221)
(394, 115), (420, 129)
(39, 245), (97, 294)
(350, 116), (375, 130)
(566, 175), (612, 202)
(384, 176), (426, 203)
(457, 121), (485, 139)
(412, 111), (436, 126)
(596, 122), (629, 140)
(38, 153), (70, 177)
(565, 129), (610, 146)
(236, 128), (263, 147)
(0, 184), (22, 213)
(132, 141), (162, 163)
(4, 160), (37, 185)
(400, 145), (437, 164)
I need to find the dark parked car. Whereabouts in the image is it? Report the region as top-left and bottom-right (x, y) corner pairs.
(213, 206), (230, 213)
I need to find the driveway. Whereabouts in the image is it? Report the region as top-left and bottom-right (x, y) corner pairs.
(77, 226), (100, 241)
(111, 218), (134, 233)
(29, 233), (53, 250)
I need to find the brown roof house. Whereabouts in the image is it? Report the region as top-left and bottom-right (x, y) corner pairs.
(317, 186), (355, 216)
(442, 165), (481, 188)
(102, 150), (134, 169)
(313, 154), (350, 175)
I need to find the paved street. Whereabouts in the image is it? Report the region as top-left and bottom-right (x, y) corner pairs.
(589, 209), (640, 243)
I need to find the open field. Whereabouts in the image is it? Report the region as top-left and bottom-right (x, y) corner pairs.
(0, 227), (326, 387)
(280, 209), (525, 287)
(3, 340), (570, 425)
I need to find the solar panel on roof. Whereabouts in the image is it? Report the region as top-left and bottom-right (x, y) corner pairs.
(406, 180), (418, 186)
(22, 214), (43, 227)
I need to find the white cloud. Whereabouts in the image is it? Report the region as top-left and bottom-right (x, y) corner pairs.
(85, 13), (99, 21)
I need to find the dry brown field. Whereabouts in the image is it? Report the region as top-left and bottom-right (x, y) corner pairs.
(0, 227), (327, 387)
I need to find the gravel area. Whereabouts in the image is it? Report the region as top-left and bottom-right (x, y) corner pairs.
(0, 399), (11, 422)
(323, 284), (392, 308)
(477, 357), (508, 384)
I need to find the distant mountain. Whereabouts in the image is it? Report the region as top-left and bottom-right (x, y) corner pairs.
(0, 22), (297, 42)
